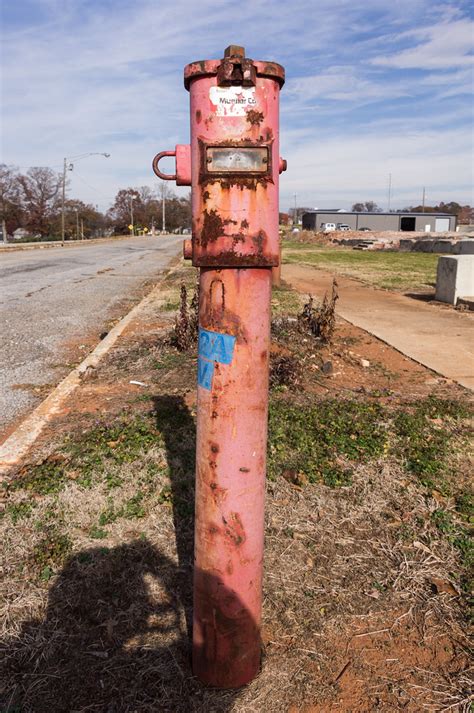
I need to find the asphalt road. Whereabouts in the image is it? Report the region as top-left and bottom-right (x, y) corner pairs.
(0, 235), (182, 436)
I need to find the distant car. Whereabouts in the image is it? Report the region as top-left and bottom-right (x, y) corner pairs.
(336, 223), (350, 231)
(359, 227), (372, 232)
(321, 222), (336, 233)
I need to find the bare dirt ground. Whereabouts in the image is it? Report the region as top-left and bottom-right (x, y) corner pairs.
(282, 263), (474, 391)
(1, 265), (472, 712)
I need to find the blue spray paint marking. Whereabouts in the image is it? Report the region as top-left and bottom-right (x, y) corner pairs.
(198, 327), (236, 365)
(197, 327), (236, 390)
(197, 357), (215, 390)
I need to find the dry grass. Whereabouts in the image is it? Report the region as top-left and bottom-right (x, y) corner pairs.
(2, 454), (470, 711)
(1, 267), (472, 712)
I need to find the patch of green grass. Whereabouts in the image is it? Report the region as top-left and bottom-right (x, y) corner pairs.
(121, 492), (146, 519)
(31, 529), (72, 576)
(158, 299), (181, 312)
(283, 244), (437, 291)
(268, 395), (471, 491)
(89, 525), (108, 539)
(9, 459), (69, 496)
(96, 491), (146, 529)
(152, 351), (190, 371)
(8, 415), (164, 498)
(268, 399), (387, 486)
(98, 498), (119, 526)
(271, 284), (302, 316)
(455, 492), (474, 522)
(5, 500), (35, 523)
(393, 396), (471, 490)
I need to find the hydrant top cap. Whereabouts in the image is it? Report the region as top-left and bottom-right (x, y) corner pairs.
(224, 45), (245, 58)
(183, 50), (285, 90)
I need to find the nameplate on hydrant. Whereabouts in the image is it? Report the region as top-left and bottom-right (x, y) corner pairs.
(197, 327), (236, 390)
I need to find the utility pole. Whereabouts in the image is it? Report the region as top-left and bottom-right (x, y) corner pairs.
(80, 217), (84, 240)
(130, 195), (135, 235)
(422, 187), (426, 213)
(75, 208), (79, 240)
(61, 152), (110, 246)
(387, 173), (392, 212)
(161, 182), (166, 233)
(293, 192), (297, 225)
(61, 157), (68, 246)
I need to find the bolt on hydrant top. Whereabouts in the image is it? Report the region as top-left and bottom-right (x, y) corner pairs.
(183, 45), (285, 90)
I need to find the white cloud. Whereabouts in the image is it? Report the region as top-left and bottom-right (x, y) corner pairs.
(372, 17), (474, 69)
(279, 124), (474, 210)
(1, 0), (472, 213)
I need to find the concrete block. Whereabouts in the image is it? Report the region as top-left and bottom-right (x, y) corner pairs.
(435, 255), (474, 305)
(433, 240), (455, 253)
(454, 239), (474, 255)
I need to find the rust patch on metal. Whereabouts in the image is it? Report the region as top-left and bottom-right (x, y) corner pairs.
(210, 443), (219, 454)
(196, 251), (277, 267)
(246, 109), (264, 126)
(209, 278), (225, 323)
(196, 109), (202, 124)
(201, 209), (224, 248)
(239, 467), (250, 473)
(241, 219), (249, 229)
(202, 190), (211, 202)
(215, 176), (270, 190)
(210, 481), (228, 505)
(226, 560), (234, 575)
(223, 512), (246, 547)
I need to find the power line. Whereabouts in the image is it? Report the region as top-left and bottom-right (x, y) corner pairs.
(72, 171), (116, 201)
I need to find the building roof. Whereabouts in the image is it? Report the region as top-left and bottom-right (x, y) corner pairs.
(303, 210), (454, 217)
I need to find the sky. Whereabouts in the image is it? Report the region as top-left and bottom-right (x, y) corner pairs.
(1, 0), (473, 213)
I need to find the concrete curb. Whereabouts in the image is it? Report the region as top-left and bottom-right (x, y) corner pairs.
(0, 262), (179, 477)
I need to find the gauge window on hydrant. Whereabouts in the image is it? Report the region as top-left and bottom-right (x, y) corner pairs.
(206, 146), (268, 173)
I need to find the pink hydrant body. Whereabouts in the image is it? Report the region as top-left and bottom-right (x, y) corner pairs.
(153, 45), (285, 688)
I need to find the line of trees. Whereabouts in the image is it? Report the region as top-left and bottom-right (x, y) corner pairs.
(0, 163), (191, 241)
(351, 200), (472, 223)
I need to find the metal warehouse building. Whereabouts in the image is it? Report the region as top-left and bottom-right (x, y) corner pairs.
(302, 211), (457, 233)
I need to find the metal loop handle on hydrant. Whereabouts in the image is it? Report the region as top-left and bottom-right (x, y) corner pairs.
(152, 151), (176, 180)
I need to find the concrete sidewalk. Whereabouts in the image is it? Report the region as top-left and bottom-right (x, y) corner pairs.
(283, 263), (474, 391)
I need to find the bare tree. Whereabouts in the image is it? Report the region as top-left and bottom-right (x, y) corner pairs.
(0, 164), (22, 241)
(352, 201), (381, 213)
(18, 167), (62, 237)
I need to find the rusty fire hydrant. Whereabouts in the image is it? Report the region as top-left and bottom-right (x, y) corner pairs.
(153, 44), (286, 688)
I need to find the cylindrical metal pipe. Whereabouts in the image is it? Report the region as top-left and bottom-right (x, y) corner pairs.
(272, 237), (282, 287)
(193, 266), (271, 687)
(151, 45), (285, 688)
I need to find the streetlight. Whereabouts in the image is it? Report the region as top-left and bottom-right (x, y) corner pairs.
(61, 152), (110, 246)
(161, 182), (167, 233)
(130, 195), (135, 235)
(74, 207), (79, 240)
